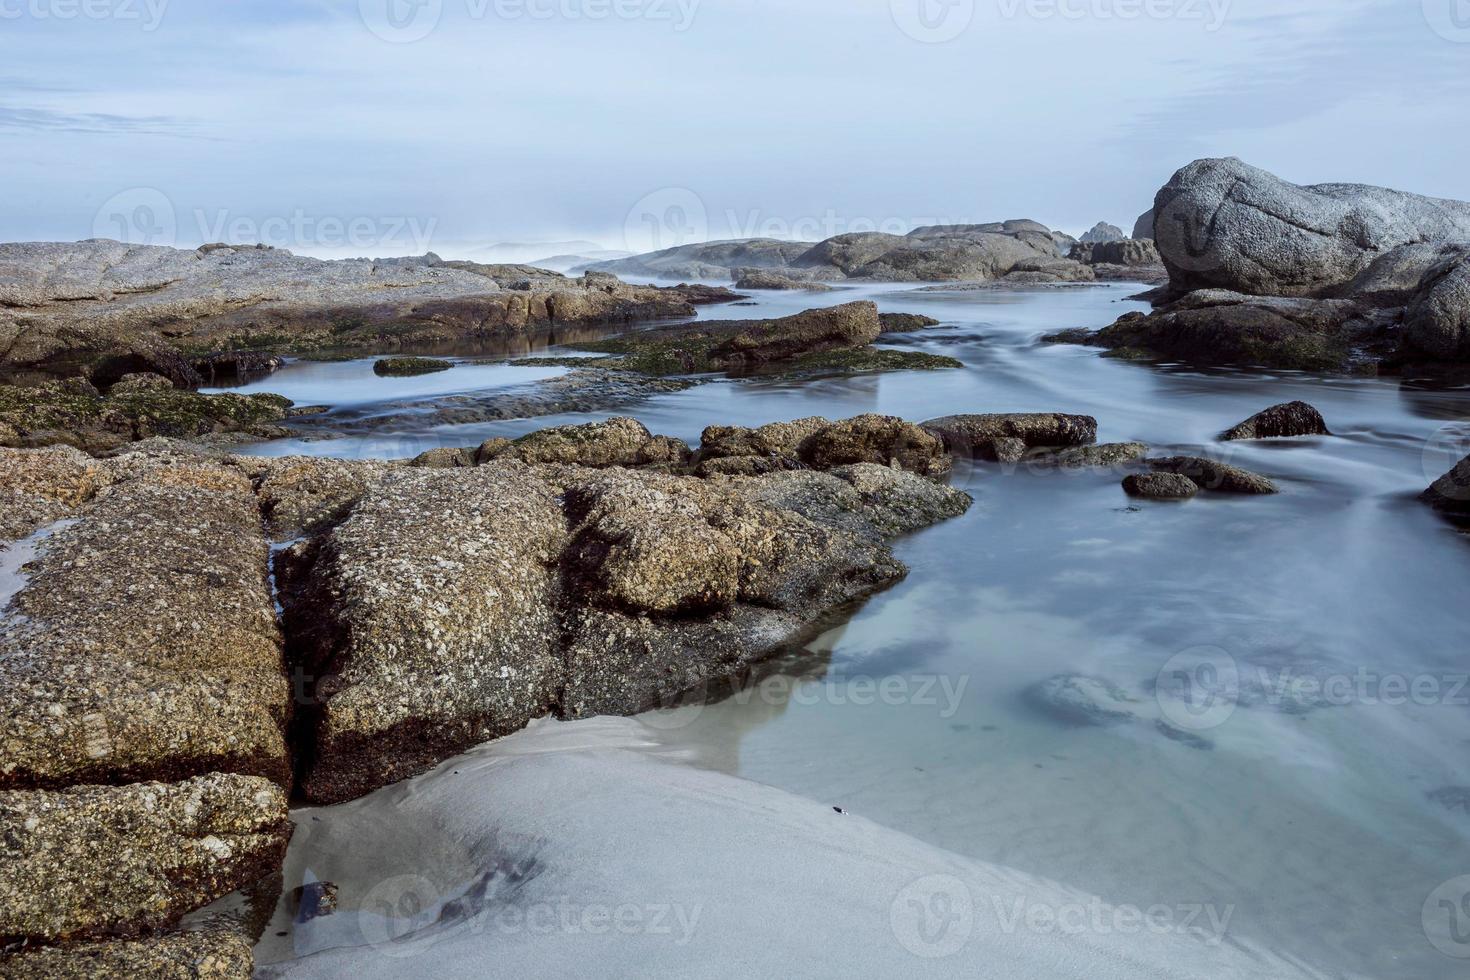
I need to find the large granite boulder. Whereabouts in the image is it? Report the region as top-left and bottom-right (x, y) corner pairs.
(277, 464), (568, 804)
(1404, 249), (1470, 360)
(1153, 157), (1470, 297)
(0, 467), (290, 791)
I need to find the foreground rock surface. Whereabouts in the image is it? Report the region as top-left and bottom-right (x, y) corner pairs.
(0, 929), (254, 979)
(0, 774), (288, 943)
(0, 464), (290, 790)
(278, 454), (970, 802)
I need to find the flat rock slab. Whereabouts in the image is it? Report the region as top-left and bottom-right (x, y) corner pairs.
(0, 466), (290, 790)
(0, 773), (288, 943)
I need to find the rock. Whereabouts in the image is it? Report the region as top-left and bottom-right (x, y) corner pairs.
(278, 453), (970, 801)
(1423, 453), (1470, 516)
(0, 774), (288, 943)
(1222, 401), (1330, 440)
(1152, 157), (1470, 297)
(877, 313), (940, 332)
(372, 357), (452, 377)
(277, 464), (568, 803)
(1032, 442), (1149, 470)
(0, 445), (106, 540)
(1025, 674), (1146, 726)
(192, 350), (285, 385)
(1133, 209), (1155, 240)
(0, 240), (699, 381)
(573, 302), (883, 375)
(0, 467), (290, 790)
(250, 455), (399, 538)
(474, 437), (511, 463)
(0, 378), (292, 453)
(664, 283), (748, 305)
(1404, 249), (1470, 360)
(1079, 222), (1126, 244)
(1051, 290), (1379, 371)
(920, 413), (1097, 461)
(0, 929), (254, 979)
(1122, 472), (1199, 499)
(585, 239), (815, 281)
(496, 417), (679, 468)
(1146, 455), (1278, 494)
(797, 414), (950, 477)
(408, 446), (476, 468)
(731, 269), (834, 291)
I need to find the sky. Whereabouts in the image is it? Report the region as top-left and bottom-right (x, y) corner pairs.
(2, 0), (1469, 260)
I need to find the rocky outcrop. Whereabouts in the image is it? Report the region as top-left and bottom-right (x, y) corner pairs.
(0, 444), (106, 540)
(586, 239), (816, 280)
(1079, 222), (1126, 244)
(1152, 157), (1470, 298)
(1222, 401), (1330, 440)
(0, 240), (717, 384)
(1068, 238), (1167, 283)
(490, 417), (690, 468)
(372, 356), (452, 377)
(568, 301), (959, 378)
(0, 774), (289, 943)
(0, 376), (292, 453)
(1423, 453), (1470, 517)
(1133, 209), (1155, 240)
(732, 269), (834, 291)
(1048, 290), (1386, 371)
(920, 413), (1098, 462)
(279, 456), (971, 802)
(690, 415), (949, 478)
(0, 466), (290, 790)
(1145, 455), (1278, 494)
(1404, 248), (1470, 360)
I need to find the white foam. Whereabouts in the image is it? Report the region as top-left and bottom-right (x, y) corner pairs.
(256, 717), (1343, 979)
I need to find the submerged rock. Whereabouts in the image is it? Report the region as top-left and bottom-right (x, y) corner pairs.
(1123, 472), (1199, 500)
(372, 356), (453, 377)
(1145, 455), (1278, 494)
(1032, 442), (1149, 470)
(1025, 674), (1146, 726)
(1222, 401), (1330, 440)
(0, 774), (289, 943)
(920, 412), (1098, 461)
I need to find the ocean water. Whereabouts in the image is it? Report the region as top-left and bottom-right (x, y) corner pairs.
(243, 281), (1470, 978)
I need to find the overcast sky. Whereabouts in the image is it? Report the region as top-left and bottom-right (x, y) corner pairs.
(3, 0), (1468, 260)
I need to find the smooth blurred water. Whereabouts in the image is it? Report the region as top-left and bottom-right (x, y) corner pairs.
(244, 281), (1470, 978)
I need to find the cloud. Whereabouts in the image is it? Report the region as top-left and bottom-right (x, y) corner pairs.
(0, 104), (196, 137)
